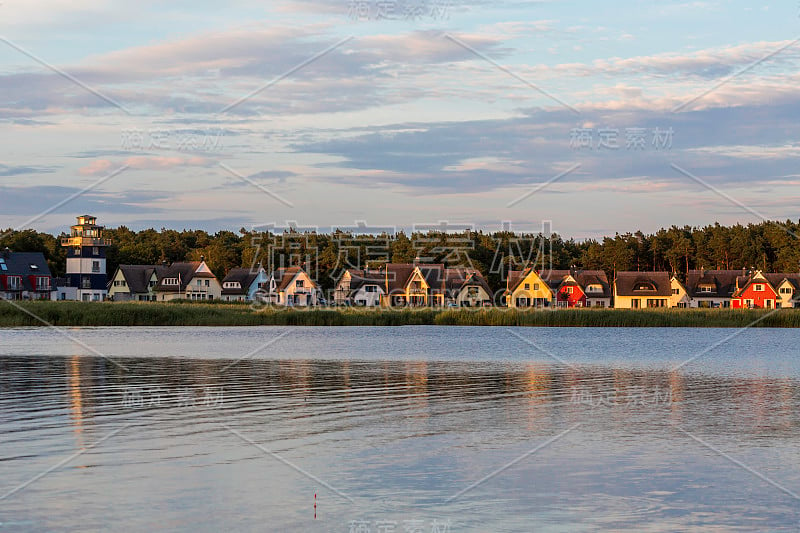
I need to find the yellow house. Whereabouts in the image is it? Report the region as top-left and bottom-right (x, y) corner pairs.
(613, 271), (671, 309)
(507, 268), (555, 308)
(669, 275), (691, 308)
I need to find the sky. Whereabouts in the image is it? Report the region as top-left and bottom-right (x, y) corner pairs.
(1, 0), (799, 239)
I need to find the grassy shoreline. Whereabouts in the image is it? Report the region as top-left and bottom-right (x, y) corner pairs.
(1, 300), (798, 328)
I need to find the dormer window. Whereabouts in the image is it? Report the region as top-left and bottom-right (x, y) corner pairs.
(634, 282), (656, 291)
(30, 264), (38, 270)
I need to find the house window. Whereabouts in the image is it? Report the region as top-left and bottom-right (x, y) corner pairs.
(534, 283), (540, 291)
(524, 283), (530, 291)
(92, 261), (100, 273)
(197, 279), (202, 286)
(699, 286), (712, 293)
(364, 285), (377, 293)
(672, 288), (679, 295)
(36, 277), (50, 290)
(780, 287), (792, 294)
(296, 279), (305, 288)
(634, 283), (656, 291)
(754, 284), (764, 292)
(81, 276), (91, 289)
(631, 299), (641, 309)
(205, 279), (209, 287)
(647, 299), (666, 308)
(564, 286), (573, 294)
(744, 299), (753, 308)
(6, 276), (21, 290)
(92, 247), (99, 256)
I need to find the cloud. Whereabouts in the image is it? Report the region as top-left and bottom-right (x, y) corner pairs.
(0, 185), (167, 216)
(79, 156), (214, 176)
(0, 164), (57, 177)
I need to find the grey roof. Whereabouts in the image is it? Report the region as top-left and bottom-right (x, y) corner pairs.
(155, 262), (206, 292)
(444, 268), (491, 295)
(115, 265), (159, 294)
(345, 269), (385, 293)
(614, 271), (672, 297)
(0, 251), (52, 291)
(221, 267), (261, 295)
(686, 269), (742, 298)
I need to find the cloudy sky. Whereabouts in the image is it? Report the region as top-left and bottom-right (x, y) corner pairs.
(1, 0), (799, 238)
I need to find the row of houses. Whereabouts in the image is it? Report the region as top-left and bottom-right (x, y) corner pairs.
(503, 268), (800, 309)
(108, 263), (322, 305)
(2, 245), (799, 309)
(2, 212), (799, 310)
(332, 265), (800, 309)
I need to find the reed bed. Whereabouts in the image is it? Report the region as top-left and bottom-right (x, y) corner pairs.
(2, 300), (800, 328)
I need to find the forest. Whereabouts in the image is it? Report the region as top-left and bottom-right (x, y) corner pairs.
(2, 220), (799, 292)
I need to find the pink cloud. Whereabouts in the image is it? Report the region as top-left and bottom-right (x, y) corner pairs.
(79, 156), (213, 176)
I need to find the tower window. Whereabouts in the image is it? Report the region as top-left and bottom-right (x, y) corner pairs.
(92, 261), (100, 273)
(92, 247), (99, 255)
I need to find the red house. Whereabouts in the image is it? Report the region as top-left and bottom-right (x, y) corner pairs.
(541, 269), (612, 308)
(731, 271), (778, 309)
(0, 249), (53, 300)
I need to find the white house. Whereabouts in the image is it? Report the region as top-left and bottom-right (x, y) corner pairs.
(154, 259), (222, 301)
(270, 267), (320, 306)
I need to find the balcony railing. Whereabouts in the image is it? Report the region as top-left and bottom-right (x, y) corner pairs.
(61, 237), (112, 247)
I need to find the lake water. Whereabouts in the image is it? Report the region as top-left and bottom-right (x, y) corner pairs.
(1, 326), (799, 532)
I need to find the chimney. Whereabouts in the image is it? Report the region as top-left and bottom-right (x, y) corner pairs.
(200, 255), (205, 262)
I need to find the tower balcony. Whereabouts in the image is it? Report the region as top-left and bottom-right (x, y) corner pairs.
(61, 236), (112, 247)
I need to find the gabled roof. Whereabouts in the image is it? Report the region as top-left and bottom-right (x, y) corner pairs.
(273, 267), (318, 292)
(764, 273), (800, 291)
(686, 269), (743, 298)
(614, 271), (672, 297)
(155, 261), (207, 292)
(221, 267), (262, 295)
(0, 251), (52, 291)
(537, 269), (611, 298)
(381, 263), (417, 293)
(115, 265), (160, 294)
(574, 270), (612, 298)
(444, 268), (491, 295)
(416, 264), (446, 290)
(344, 269), (385, 294)
(731, 271), (800, 298)
(507, 268), (536, 292)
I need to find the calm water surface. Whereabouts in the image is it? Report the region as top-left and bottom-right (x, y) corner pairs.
(1, 326), (799, 532)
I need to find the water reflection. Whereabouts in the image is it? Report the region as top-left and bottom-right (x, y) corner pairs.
(1, 353), (799, 531)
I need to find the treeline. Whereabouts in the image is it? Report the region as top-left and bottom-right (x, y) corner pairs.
(2, 220), (799, 291)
